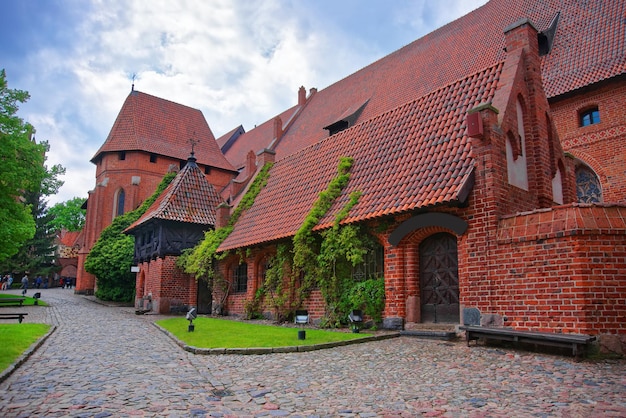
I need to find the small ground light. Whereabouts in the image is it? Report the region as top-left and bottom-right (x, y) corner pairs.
(186, 307), (197, 332)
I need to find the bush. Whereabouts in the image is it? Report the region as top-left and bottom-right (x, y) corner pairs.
(346, 277), (385, 324)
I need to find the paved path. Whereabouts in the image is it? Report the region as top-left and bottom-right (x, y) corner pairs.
(0, 288), (624, 417)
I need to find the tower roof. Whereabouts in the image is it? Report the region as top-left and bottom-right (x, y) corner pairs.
(92, 90), (236, 173)
(126, 154), (224, 231)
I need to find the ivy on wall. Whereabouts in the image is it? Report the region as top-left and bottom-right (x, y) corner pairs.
(247, 156), (384, 327)
(178, 162), (274, 281)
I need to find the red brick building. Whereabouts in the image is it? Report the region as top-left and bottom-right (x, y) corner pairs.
(75, 90), (237, 294)
(213, 1), (625, 354)
(78, 0), (625, 353)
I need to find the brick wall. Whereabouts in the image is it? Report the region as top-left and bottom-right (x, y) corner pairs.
(135, 256), (197, 313)
(76, 149), (236, 293)
(490, 205), (626, 351)
(550, 80), (626, 203)
(216, 246), (327, 321)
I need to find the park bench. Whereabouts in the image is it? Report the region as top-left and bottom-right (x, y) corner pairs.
(0, 313), (28, 323)
(0, 297), (26, 307)
(459, 325), (596, 358)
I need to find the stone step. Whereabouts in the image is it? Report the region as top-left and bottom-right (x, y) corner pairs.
(401, 323), (458, 341)
(401, 329), (457, 341)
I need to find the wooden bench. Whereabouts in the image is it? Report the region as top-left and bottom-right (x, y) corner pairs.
(0, 297), (26, 306)
(0, 313), (28, 323)
(459, 325), (596, 358)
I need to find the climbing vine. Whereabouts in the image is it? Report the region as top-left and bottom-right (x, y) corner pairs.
(291, 156), (355, 291)
(178, 162), (274, 280)
(249, 157), (382, 326)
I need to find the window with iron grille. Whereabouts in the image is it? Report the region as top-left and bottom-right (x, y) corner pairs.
(351, 243), (384, 281)
(233, 263), (248, 293)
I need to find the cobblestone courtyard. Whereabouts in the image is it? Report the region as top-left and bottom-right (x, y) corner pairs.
(0, 288), (624, 417)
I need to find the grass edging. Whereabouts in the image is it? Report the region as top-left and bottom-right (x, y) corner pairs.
(0, 325), (57, 384)
(153, 322), (400, 355)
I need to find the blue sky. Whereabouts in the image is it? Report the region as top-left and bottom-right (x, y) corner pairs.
(0, 0), (488, 205)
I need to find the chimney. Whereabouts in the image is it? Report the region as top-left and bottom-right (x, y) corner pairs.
(309, 87), (317, 97)
(256, 148), (276, 167)
(215, 202), (231, 229)
(503, 18), (539, 56)
(245, 150), (256, 179)
(298, 86), (306, 106)
(273, 116), (283, 140)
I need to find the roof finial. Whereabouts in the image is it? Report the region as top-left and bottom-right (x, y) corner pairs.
(187, 134), (199, 164)
(131, 73), (136, 92)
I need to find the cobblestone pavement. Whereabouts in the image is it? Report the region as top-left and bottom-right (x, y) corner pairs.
(0, 288), (625, 417)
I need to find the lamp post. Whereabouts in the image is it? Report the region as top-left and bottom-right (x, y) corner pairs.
(186, 307), (197, 332)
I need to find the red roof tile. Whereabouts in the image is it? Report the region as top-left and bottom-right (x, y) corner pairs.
(220, 0), (624, 165)
(127, 155), (223, 230)
(219, 105), (300, 171)
(219, 63), (502, 251)
(93, 90), (236, 173)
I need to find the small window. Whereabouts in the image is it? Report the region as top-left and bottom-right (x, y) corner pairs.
(579, 107), (600, 127)
(116, 189), (125, 217)
(149, 153), (157, 163)
(119, 151), (126, 161)
(233, 263), (248, 293)
(204, 166), (211, 175)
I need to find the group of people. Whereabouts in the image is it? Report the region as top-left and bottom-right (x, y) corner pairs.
(0, 274), (14, 290)
(1, 274), (75, 291)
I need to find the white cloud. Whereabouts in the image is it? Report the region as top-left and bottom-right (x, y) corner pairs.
(5, 0), (488, 205)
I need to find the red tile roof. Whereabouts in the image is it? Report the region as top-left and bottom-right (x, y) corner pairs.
(219, 0), (625, 166)
(218, 63), (502, 251)
(127, 155), (224, 230)
(218, 104), (300, 171)
(93, 90), (236, 173)
(57, 230), (81, 247)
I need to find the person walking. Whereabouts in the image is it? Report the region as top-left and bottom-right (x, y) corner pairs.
(21, 274), (29, 295)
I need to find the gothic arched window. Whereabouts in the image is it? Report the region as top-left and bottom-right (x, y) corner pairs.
(116, 188), (125, 217)
(575, 165), (602, 203)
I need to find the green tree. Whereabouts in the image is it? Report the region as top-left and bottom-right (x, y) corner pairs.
(49, 197), (86, 232)
(0, 190), (58, 278)
(0, 69), (64, 262)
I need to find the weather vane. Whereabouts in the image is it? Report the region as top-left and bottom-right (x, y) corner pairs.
(188, 134), (199, 156)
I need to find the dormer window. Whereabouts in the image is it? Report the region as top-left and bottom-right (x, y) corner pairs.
(579, 107), (600, 127)
(324, 100), (369, 136)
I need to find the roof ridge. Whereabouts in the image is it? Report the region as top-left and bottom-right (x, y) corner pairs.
(278, 60), (505, 165)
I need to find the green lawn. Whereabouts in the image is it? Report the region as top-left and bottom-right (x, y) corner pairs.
(0, 293), (48, 306)
(157, 317), (369, 348)
(0, 323), (51, 372)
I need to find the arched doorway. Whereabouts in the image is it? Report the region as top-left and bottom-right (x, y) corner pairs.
(419, 232), (459, 323)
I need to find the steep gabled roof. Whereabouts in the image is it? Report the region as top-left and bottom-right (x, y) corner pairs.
(218, 104), (300, 170)
(218, 62), (502, 251)
(92, 90), (236, 173)
(218, 0), (625, 166)
(127, 155), (223, 231)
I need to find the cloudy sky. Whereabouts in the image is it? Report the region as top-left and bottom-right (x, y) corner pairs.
(1, 0), (488, 206)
